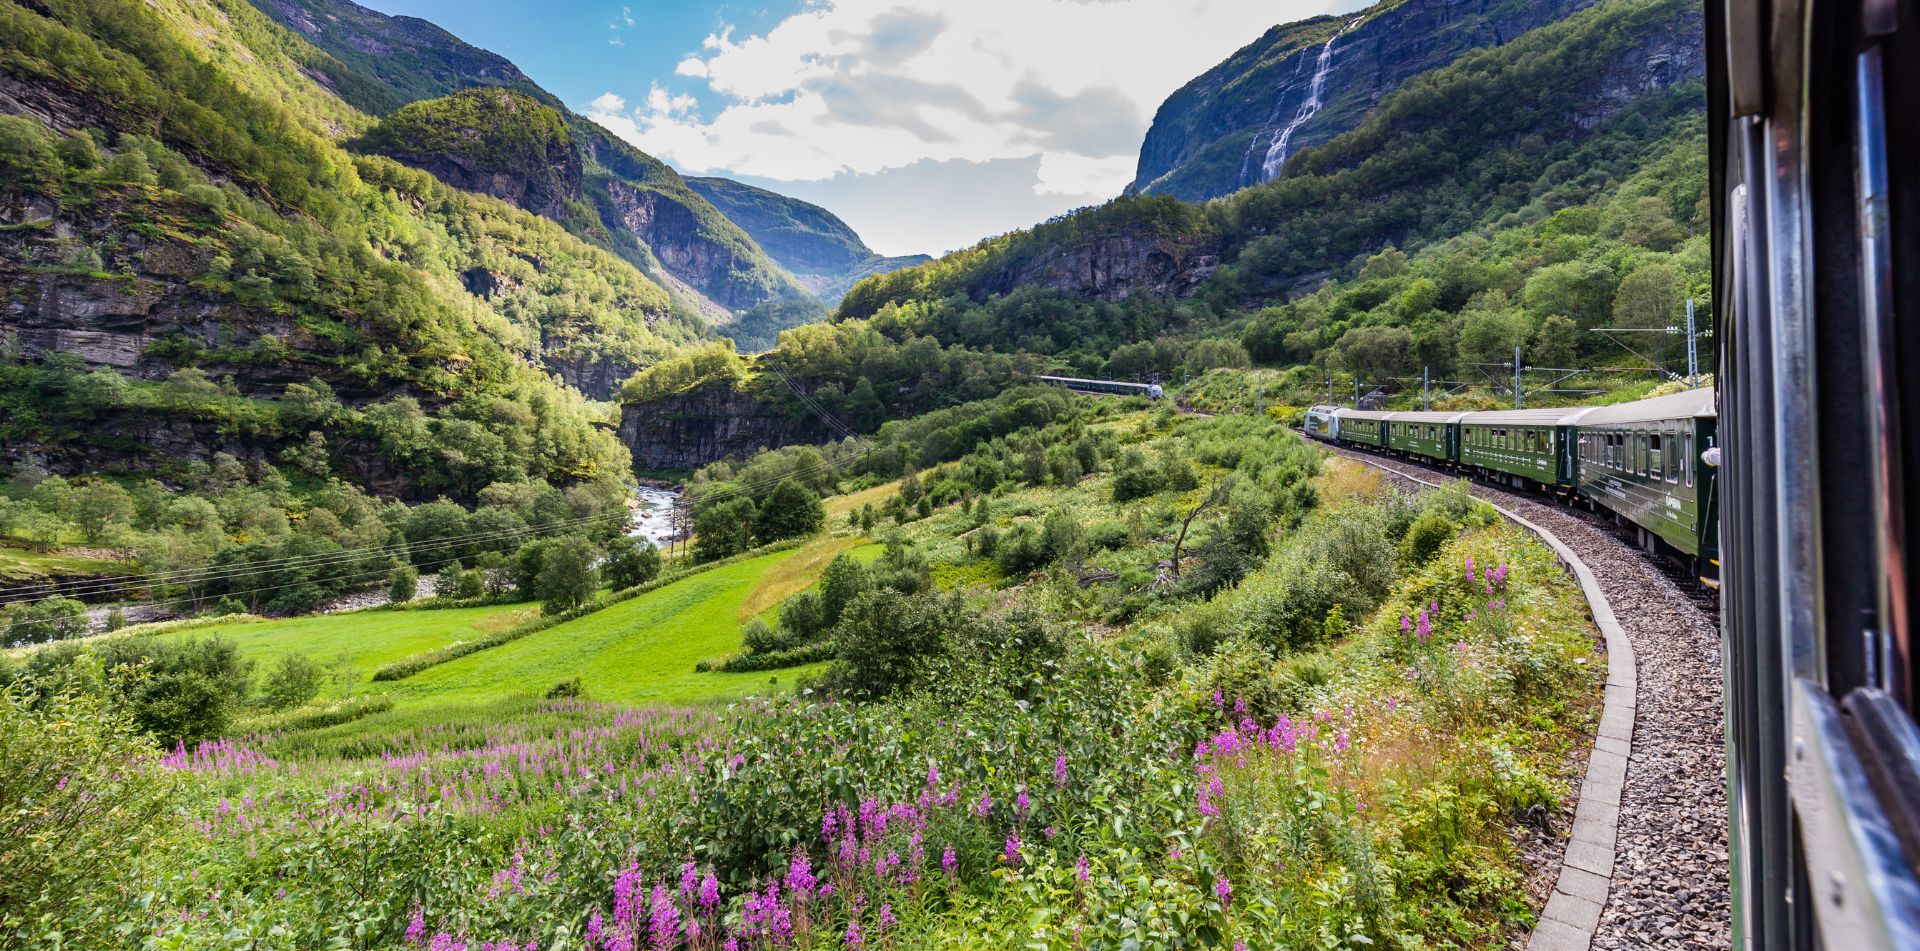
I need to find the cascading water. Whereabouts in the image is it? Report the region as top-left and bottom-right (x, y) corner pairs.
(1243, 17), (1362, 185)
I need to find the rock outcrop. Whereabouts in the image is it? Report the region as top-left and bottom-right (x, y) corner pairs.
(617, 382), (826, 472)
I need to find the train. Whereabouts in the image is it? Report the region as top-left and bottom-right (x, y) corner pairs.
(1036, 375), (1163, 400)
(1301, 387), (1720, 584)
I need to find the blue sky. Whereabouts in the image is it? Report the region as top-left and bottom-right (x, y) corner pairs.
(362, 1), (1351, 256)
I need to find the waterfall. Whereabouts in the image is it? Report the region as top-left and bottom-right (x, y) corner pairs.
(1245, 17), (1362, 185)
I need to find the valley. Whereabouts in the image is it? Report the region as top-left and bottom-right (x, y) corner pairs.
(0, 0), (1731, 948)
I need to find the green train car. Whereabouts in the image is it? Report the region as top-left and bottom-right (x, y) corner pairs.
(1333, 410), (1388, 447)
(1457, 407), (1574, 487)
(1383, 410), (1465, 460)
(1570, 388), (1718, 561)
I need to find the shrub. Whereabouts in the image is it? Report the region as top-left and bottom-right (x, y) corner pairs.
(1400, 510), (1460, 566)
(694, 496), (758, 561)
(825, 589), (957, 700)
(545, 677), (585, 699)
(261, 652), (325, 710)
(0, 679), (176, 947)
(387, 564), (419, 603)
(604, 536), (662, 590)
(455, 567), (485, 600)
(1110, 448), (1163, 502)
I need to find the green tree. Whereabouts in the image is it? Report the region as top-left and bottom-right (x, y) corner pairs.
(817, 553), (871, 628)
(825, 589), (956, 700)
(1613, 262), (1680, 330)
(1335, 325), (1413, 381)
(603, 535), (662, 590)
(1456, 304), (1531, 369)
(261, 652), (324, 710)
(693, 496), (758, 561)
(456, 567), (485, 600)
(1530, 315), (1582, 369)
(387, 564), (418, 604)
(0, 597), (88, 645)
(70, 481), (137, 543)
(536, 535), (600, 614)
(754, 479), (825, 543)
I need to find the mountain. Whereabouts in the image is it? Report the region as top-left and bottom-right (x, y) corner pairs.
(250, 0), (544, 114)
(0, 0), (701, 496)
(1133, 0), (1596, 202)
(253, 0), (822, 325)
(684, 177), (931, 304)
(840, 0), (1704, 336)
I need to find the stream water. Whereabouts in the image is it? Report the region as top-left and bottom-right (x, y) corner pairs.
(629, 484), (682, 549)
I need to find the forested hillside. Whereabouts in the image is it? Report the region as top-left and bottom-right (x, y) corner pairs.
(826, 0), (1705, 400)
(0, 0), (685, 502)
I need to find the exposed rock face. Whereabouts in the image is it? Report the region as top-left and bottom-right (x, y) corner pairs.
(381, 141), (581, 221)
(1571, 22), (1706, 130)
(542, 353), (633, 403)
(684, 176), (931, 305)
(599, 178), (765, 312)
(1134, 0), (1595, 201)
(986, 233), (1223, 302)
(0, 207), (347, 398)
(617, 382), (825, 472)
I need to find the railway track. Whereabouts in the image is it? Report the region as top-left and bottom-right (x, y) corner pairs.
(1324, 443), (1732, 950)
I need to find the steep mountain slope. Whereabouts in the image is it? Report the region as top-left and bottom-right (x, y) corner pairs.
(685, 176), (931, 303)
(841, 0), (1703, 327)
(251, 0), (545, 112)
(1134, 0), (1594, 202)
(0, 0), (694, 495)
(250, 0), (828, 324)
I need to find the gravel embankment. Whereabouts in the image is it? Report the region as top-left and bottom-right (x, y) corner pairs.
(1329, 446), (1732, 950)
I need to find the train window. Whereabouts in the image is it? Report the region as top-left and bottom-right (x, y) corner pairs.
(1665, 432), (1679, 483)
(1638, 434), (1649, 476)
(1683, 433), (1693, 487)
(1649, 434), (1664, 479)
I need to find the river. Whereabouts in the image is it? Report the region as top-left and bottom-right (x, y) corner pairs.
(629, 484), (682, 549)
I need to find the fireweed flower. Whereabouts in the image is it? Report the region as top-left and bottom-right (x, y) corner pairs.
(406, 909), (427, 946)
(1004, 834), (1022, 865)
(1215, 875), (1233, 907)
(844, 918), (863, 947)
(972, 793), (992, 817)
(1016, 789), (1030, 816)
(1054, 754), (1068, 788)
(699, 874), (720, 911)
(878, 904), (896, 932)
(942, 845), (958, 877)
(1075, 854), (1090, 882)
(786, 849), (816, 896)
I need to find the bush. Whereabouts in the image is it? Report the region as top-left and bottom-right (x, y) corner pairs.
(387, 564), (419, 603)
(694, 496), (758, 561)
(0, 679), (177, 947)
(545, 677), (585, 699)
(261, 652), (325, 710)
(455, 567), (486, 600)
(1110, 448), (1163, 502)
(825, 589), (957, 700)
(604, 536), (663, 590)
(21, 636), (255, 745)
(1400, 510), (1460, 567)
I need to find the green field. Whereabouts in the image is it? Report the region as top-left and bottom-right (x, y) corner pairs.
(156, 603), (539, 701)
(376, 548), (822, 708)
(129, 539), (883, 717)
(0, 543), (131, 583)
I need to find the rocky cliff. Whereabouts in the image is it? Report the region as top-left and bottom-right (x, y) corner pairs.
(1133, 0), (1594, 201)
(617, 382), (826, 472)
(252, 0), (545, 112)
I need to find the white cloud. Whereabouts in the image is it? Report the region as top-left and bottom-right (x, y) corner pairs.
(585, 0), (1351, 253)
(589, 92), (627, 113)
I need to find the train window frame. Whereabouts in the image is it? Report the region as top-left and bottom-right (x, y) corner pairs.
(1683, 433), (1693, 487)
(1650, 433), (1665, 480)
(1665, 430), (1680, 483)
(1638, 433), (1649, 477)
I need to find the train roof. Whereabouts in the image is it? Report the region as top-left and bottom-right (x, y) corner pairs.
(1330, 408), (1394, 422)
(1035, 375), (1154, 388)
(1458, 406), (1591, 426)
(1571, 387), (1717, 426)
(1379, 409), (1474, 424)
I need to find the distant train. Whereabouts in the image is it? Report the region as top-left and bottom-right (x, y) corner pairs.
(1303, 388), (1719, 584)
(1037, 376), (1162, 400)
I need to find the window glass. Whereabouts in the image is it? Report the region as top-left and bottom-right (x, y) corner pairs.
(1649, 433), (1664, 479)
(1684, 433), (1694, 487)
